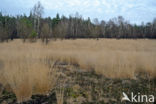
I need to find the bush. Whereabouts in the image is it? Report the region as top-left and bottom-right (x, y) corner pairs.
(29, 31), (37, 42)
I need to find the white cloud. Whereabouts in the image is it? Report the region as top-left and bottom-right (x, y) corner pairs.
(0, 0), (155, 24)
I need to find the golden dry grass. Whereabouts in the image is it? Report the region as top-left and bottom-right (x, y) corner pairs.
(0, 39), (156, 102)
(0, 40), (58, 103)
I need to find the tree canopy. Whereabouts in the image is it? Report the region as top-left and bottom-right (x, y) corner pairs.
(0, 2), (156, 42)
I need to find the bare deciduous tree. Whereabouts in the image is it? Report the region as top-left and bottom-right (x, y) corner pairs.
(41, 23), (51, 44)
(31, 1), (44, 37)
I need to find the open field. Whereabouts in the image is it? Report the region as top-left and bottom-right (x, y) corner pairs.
(1, 39), (155, 78)
(0, 39), (156, 103)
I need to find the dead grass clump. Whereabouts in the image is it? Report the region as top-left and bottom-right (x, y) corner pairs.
(56, 83), (64, 104)
(1, 59), (57, 103)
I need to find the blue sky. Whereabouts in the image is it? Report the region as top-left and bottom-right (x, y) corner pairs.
(0, 0), (156, 24)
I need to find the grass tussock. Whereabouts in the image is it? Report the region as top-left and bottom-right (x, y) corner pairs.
(0, 54), (57, 103)
(0, 39), (156, 102)
(55, 82), (65, 104)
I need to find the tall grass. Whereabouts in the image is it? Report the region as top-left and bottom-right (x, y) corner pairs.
(56, 81), (65, 104)
(0, 43), (58, 102)
(0, 39), (156, 102)
(1, 59), (57, 103)
(47, 39), (156, 78)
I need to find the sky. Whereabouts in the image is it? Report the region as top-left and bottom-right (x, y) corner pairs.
(0, 0), (156, 24)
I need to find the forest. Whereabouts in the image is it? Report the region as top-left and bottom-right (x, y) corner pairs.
(0, 1), (156, 43)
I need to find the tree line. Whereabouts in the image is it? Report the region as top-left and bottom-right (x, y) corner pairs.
(0, 1), (156, 43)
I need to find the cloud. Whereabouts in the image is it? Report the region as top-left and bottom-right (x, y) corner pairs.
(0, 0), (155, 24)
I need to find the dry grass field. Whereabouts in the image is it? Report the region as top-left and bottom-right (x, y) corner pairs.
(0, 39), (156, 103)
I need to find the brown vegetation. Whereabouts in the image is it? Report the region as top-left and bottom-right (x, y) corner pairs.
(0, 39), (156, 102)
